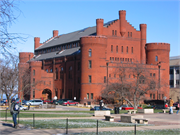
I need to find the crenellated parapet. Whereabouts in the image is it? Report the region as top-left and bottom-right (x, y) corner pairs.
(146, 43), (170, 51)
(80, 36), (107, 46)
(146, 42), (170, 65)
(19, 52), (34, 63)
(29, 61), (42, 67)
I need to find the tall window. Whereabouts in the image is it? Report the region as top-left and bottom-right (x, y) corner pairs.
(88, 75), (91, 83)
(126, 46), (128, 53)
(33, 78), (35, 85)
(131, 47), (133, 54)
(88, 60), (92, 68)
(115, 30), (117, 36)
(89, 49), (92, 57)
(78, 62), (81, 71)
(55, 68), (58, 79)
(150, 94), (152, 99)
(69, 66), (72, 79)
(116, 46), (118, 53)
(112, 30), (114, 35)
(121, 46), (123, 53)
(33, 89), (35, 98)
(155, 56), (158, 61)
(91, 93), (93, 99)
(111, 45), (113, 52)
(104, 76), (106, 83)
(33, 70), (35, 76)
(87, 93), (89, 99)
(153, 94), (155, 99)
(60, 67), (63, 79)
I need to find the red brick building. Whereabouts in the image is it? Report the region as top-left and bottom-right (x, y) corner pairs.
(18, 10), (170, 104)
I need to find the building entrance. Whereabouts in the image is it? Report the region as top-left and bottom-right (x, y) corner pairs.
(42, 89), (52, 100)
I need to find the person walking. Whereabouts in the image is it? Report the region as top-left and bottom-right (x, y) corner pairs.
(10, 99), (20, 128)
(169, 98), (174, 114)
(176, 99), (180, 114)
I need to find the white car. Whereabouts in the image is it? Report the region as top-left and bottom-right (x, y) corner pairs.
(19, 105), (28, 110)
(26, 99), (43, 106)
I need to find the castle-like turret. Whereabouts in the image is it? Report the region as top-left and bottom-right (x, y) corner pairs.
(140, 24), (147, 64)
(119, 10), (126, 37)
(96, 19), (104, 36)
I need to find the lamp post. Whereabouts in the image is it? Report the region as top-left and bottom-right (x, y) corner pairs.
(157, 64), (161, 100)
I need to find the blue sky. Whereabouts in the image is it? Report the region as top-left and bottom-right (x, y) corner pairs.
(9, 0), (180, 57)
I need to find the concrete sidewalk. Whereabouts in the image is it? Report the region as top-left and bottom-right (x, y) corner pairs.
(0, 113), (180, 135)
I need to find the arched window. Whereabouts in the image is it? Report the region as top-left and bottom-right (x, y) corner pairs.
(155, 56), (158, 61)
(116, 46), (118, 53)
(121, 46), (123, 53)
(112, 30), (114, 35)
(89, 49), (92, 57)
(111, 45), (113, 52)
(126, 46), (128, 53)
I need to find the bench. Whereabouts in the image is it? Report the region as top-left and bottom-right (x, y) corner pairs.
(104, 115), (114, 122)
(162, 109), (168, 113)
(127, 109), (137, 114)
(133, 118), (149, 124)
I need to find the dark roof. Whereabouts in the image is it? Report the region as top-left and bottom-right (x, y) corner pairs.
(35, 19), (118, 51)
(31, 47), (80, 61)
(35, 26), (96, 50)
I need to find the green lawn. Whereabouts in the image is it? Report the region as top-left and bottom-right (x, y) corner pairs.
(0, 111), (92, 118)
(5, 119), (147, 129)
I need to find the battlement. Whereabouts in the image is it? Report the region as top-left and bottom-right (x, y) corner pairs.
(29, 61), (42, 67)
(119, 10), (126, 14)
(146, 42), (170, 51)
(80, 36), (107, 45)
(96, 18), (104, 21)
(19, 52), (34, 63)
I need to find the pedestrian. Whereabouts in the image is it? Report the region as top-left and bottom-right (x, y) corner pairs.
(169, 98), (174, 114)
(176, 99), (180, 114)
(10, 99), (20, 128)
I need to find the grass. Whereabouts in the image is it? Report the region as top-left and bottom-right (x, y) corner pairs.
(80, 129), (180, 135)
(0, 111), (92, 118)
(5, 119), (147, 129)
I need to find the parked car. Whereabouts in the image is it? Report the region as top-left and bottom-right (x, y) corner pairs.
(52, 100), (58, 105)
(43, 99), (53, 104)
(120, 104), (142, 110)
(0, 101), (5, 106)
(22, 100), (28, 105)
(63, 100), (79, 106)
(25, 99), (43, 106)
(19, 105), (28, 110)
(56, 99), (70, 105)
(90, 106), (112, 111)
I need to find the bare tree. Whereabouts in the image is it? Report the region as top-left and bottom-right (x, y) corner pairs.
(0, 56), (43, 108)
(101, 62), (157, 109)
(0, 55), (19, 107)
(0, 0), (27, 55)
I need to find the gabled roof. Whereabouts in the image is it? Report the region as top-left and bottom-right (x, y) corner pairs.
(35, 26), (96, 50)
(31, 47), (80, 61)
(35, 19), (118, 51)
